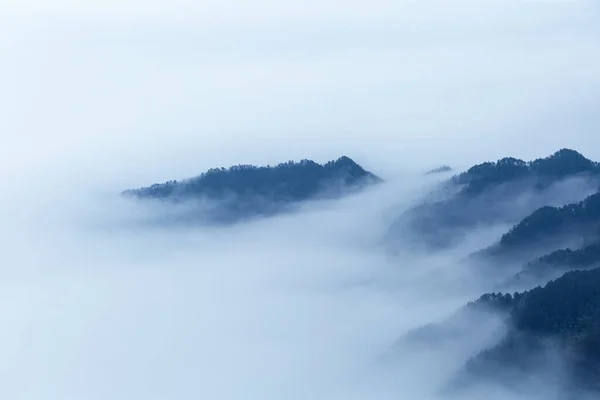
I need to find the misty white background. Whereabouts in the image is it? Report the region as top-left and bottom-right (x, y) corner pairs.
(1, 0), (600, 399)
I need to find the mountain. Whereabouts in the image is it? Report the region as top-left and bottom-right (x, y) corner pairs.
(123, 156), (381, 223)
(510, 243), (600, 289)
(478, 192), (600, 264)
(389, 149), (600, 250)
(455, 149), (599, 196)
(425, 165), (452, 175)
(385, 148), (600, 394)
(461, 268), (600, 392)
(395, 269), (600, 393)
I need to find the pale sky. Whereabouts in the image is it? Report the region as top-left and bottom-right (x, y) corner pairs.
(1, 2), (600, 399)
(2, 0), (600, 187)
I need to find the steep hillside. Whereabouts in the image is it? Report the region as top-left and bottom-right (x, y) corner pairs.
(389, 149), (600, 250)
(509, 243), (600, 289)
(463, 268), (600, 392)
(479, 192), (600, 264)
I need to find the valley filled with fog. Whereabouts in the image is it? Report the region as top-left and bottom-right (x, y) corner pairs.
(1, 170), (475, 399)
(1, 157), (598, 399)
(2, 0), (600, 399)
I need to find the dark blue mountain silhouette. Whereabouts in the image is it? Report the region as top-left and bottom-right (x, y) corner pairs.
(510, 243), (600, 288)
(478, 192), (600, 264)
(455, 149), (599, 196)
(397, 268), (600, 393)
(390, 149), (600, 249)
(388, 148), (600, 394)
(461, 268), (600, 392)
(123, 156), (381, 223)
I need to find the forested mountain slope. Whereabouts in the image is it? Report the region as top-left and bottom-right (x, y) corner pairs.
(123, 156), (381, 223)
(389, 149), (600, 250)
(463, 268), (600, 392)
(477, 192), (600, 265)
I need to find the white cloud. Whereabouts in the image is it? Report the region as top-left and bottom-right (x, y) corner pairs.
(0, 1), (599, 397)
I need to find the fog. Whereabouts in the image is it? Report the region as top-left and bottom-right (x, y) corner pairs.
(0, 170), (591, 399)
(2, 0), (600, 399)
(0, 173), (505, 399)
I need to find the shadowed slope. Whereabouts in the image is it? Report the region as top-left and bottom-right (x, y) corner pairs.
(390, 149), (600, 250)
(123, 156), (382, 223)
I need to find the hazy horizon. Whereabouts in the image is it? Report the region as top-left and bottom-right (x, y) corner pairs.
(1, 0), (600, 399)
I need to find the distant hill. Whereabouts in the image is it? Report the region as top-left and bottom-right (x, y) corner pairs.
(461, 268), (600, 392)
(386, 148), (600, 394)
(455, 149), (600, 196)
(425, 165), (452, 175)
(509, 243), (600, 289)
(478, 192), (600, 264)
(123, 156), (381, 223)
(389, 149), (600, 250)
(500, 192), (600, 247)
(394, 269), (600, 393)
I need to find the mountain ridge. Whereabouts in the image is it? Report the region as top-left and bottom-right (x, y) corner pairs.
(462, 268), (600, 392)
(455, 149), (600, 196)
(122, 156), (382, 223)
(389, 149), (600, 250)
(475, 191), (600, 266)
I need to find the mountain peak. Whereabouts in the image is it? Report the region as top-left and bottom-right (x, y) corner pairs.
(337, 155), (354, 162)
(551, 148), (586, 159)
(454, 149), (599, 196)
(529, 148), (597, 177)
(326, 155), (359, 168)
(123, 156), (380, 223)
